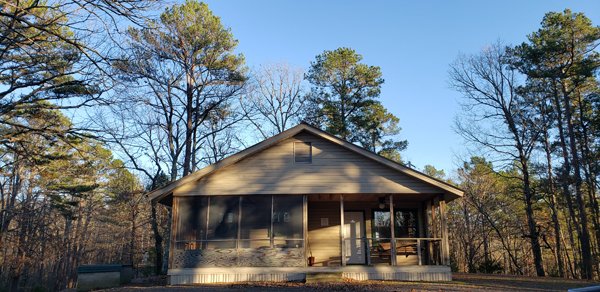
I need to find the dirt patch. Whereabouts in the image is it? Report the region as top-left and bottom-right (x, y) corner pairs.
(93, 273), (600, 292)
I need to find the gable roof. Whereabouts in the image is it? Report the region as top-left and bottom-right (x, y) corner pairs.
(148, 123), (464, 204)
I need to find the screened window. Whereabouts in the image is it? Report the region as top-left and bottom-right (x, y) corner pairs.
(240, 196), (271, 248)
(273, 195), (303, 238)
(373, 211), (391, 243)
(372, 209), (419, 242)
(176, 196), (207, 250)
(395, 210), (418, 238)
(294, 142), (312, 163)
(207, 196), (239, 248)
(176, 195), (304, 250)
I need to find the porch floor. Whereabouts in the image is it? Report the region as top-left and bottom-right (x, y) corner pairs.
(168, 265), (452, 284)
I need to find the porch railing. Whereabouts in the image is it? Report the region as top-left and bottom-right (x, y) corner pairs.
(343, 238), (443, 266)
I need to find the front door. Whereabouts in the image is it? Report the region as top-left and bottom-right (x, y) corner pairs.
(344, 211), (365, 264)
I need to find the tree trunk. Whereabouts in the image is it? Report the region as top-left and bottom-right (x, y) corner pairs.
(561, 84), (593, 280)
(151, 201), (164, 275)
(542, 129), (565, 277)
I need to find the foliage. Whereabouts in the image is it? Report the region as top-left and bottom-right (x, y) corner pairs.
(476, 259), (504, 274)
(304, 47), (406, 160)
(112, 0), (247, 179)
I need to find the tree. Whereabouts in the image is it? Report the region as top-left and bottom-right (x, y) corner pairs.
(510, 9), (600, 279)
(0, 0), (157, 147)
(243, 60), (307, 139)
(114, 0), (247, 178)
(356, 101), (407, 162)
(305, 47), (383, 140)
(449, 40), (546, 276)
(110, 0), (247, 274)
(305, 47), (406, 159)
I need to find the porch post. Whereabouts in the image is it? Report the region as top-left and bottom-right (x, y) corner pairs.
(426, 200), (433, 265)
(439, 193), (450, 266)
(340, 194), (346, 266)
(432, 197), (440, 265)
(389, 194), (397, 266)
(168, 196), (178, 270)
(303, 195), (308, 267)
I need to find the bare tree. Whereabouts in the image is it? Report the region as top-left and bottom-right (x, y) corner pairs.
(243, 60), (307, 139)
(448, 40), (545, 276)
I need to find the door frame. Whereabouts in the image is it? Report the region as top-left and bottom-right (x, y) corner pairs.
(343, 210), (366, 265)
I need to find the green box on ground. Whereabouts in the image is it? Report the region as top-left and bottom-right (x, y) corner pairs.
(77, 264), (133, 291)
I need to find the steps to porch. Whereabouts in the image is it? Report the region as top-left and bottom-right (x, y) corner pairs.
(305, 272), (344, 283)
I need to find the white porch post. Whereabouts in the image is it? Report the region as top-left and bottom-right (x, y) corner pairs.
(389, 194), (397, 266)
(340, 194), (346, 266)
(439, 193), (450, 266)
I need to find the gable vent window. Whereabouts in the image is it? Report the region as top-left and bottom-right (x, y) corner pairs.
(294, 142), (312, 163)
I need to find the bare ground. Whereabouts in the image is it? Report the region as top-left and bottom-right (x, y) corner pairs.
(92, 273), (600, 292)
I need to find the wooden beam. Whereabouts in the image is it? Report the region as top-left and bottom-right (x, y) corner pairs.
(168, 196), (178, 270)
(237, 196), (242, 249)
(432, 197), (439, 265)
(340, 194), (346, 266)
(439, 194), (450, 266)
(417, 239), (422, 266)
(426, 200), (433, 265)
(270, 196), (274, 248)
(303, 194), (308, 267)
(390, 194), (397, 266)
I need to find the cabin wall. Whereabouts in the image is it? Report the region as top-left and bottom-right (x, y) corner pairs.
(174, 132), (443, 197)
(307, 201), (341, 266)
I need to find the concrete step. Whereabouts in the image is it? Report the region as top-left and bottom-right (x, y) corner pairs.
(305, 272), (344, 283)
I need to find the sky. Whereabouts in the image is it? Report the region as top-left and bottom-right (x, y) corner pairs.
(183, 0), (600, 174)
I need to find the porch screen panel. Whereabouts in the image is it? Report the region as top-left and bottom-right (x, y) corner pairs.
(395, 210), (418, 238)
(176, 196), (207, 250)
(373, 211), (391, 243)
(207, 196), (239, 249)
(240, 195), (271, 248)
(273, 195), (303, 247)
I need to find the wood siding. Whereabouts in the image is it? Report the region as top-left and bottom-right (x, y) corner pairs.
(308, 201), (341, 266)
(174, 131), (444, 197)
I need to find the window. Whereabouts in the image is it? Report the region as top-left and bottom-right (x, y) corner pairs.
(176, 195), (304, 250)
(294, 142), (312, 163)
(273, 195), (303, 247)
(207, 196), (239, 248)
(394, 210), (418, 238)
(372, 209), (419, 242)
(176, 196), (207, 250)
(240, 196), (271, 248)
(373, 211), (391, 243)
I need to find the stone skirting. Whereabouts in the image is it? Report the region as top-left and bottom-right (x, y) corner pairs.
(172, 248), (304, 268)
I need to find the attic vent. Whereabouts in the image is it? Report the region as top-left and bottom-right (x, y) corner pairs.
(294, 142), (312, 163)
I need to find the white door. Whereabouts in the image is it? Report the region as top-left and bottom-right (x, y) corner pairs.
(344, 211), (365, 264)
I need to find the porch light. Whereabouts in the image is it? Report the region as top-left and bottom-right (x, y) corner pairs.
(379, 203), (385, 209)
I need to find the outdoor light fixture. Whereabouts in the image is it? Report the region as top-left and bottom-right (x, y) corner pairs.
(378, 197), (386, 209)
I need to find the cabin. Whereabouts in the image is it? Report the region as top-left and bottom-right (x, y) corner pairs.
(148, 123), (463, 284)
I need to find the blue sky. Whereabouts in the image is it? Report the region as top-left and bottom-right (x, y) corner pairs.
(195, 0), (599, 174)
